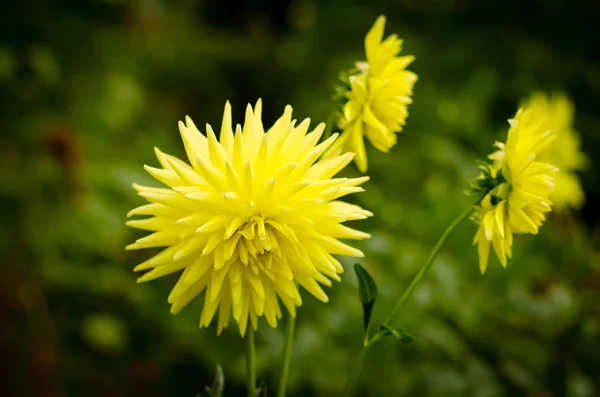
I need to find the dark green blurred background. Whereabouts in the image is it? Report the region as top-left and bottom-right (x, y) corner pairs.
(1, 0), (600, 396)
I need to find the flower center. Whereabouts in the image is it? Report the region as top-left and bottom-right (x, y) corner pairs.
(228, 215), (289, 275)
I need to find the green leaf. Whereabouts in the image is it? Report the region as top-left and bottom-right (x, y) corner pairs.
(467, 179), (482, 191)
(204, 364), (225, 397)
(378, 325), (414, 343)
(476, 178), (496, 189)
(332, 85), (347, 102)
(354, 263), (378, 331)
(475, 158), (489, 168)
(495, 169), (506, 184)
(338, 70), (351, 85)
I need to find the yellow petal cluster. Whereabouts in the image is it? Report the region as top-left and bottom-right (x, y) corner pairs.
(473, 108), (557, 273)
(521, 92), (587, 209)
(126, 101), (372, 336)
(327, 15), (418, 172)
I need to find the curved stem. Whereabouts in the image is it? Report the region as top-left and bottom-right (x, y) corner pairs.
(382, 204), (474, 328)
(342, 202), (476, 397)
(277, 313), (297, 397)
(246, 327), (256, 397)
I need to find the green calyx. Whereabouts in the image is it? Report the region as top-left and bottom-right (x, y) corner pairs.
(466, 160), (507, 198)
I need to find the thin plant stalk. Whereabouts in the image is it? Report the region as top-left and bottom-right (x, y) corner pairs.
(382, 204), (475, 327)
(277, 313), (297, 397)
(342, 203), (476, 396)
(341, 340), (370, 397)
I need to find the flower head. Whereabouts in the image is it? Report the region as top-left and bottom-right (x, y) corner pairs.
(473, 108), (557, 273)
(521, 92), (587, 209)
(126, 100), (371, 335)
(327, 15), (418, 172)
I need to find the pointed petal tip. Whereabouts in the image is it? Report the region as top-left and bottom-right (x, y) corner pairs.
(133, 262), (151, 272)
(367, 14), (386, 32)
(352, 249), (365, 258)
(479, 258), (488, 274)
(344, 151), (356, 160)
(136, 275), (149, 283)
(125, 243), (138, 251)
(356, 161), (367, 174)
(206, 123), (216, 137)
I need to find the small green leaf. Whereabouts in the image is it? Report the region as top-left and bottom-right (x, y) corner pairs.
(378, 325), (414, 343)
(467, 180), (482, 191)
(495, 169), (506, 184)
(333, 86), (347, 102)
(475, 158), (489, 168)
(204, 364), (225, 397)
(354, 263), (378, 331)
(338, 70), (351, 85)
(476, 178), (496, 189)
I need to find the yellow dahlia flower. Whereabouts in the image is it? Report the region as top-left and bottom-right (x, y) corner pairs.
(521, 92), (587, 209)
(473, 108), (557, 273)
(327, 15), (418, 172)
(126, 100), (371, 336)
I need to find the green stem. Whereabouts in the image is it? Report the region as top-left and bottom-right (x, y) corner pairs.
(382, 204), (474, 328)
(342, 202), (476, 397)
(277, 313), (297, 397)
(246, 327), (256, 397)
(342, 341), (371, 397)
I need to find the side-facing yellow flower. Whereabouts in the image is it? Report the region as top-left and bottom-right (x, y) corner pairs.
(126, 100), (372, 336)
(473, 108), (557, 273)
(327, 15), (418, 172)
(521, 92), (587, 209)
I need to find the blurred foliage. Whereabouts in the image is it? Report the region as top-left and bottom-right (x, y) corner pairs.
(1, 0), (600, 396)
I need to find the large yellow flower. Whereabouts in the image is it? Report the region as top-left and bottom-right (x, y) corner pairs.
(126, 101), (371, 336)
(327, 15), (418, 172)
(521, 92), (587, 209)
(473, 108), (557, 273)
